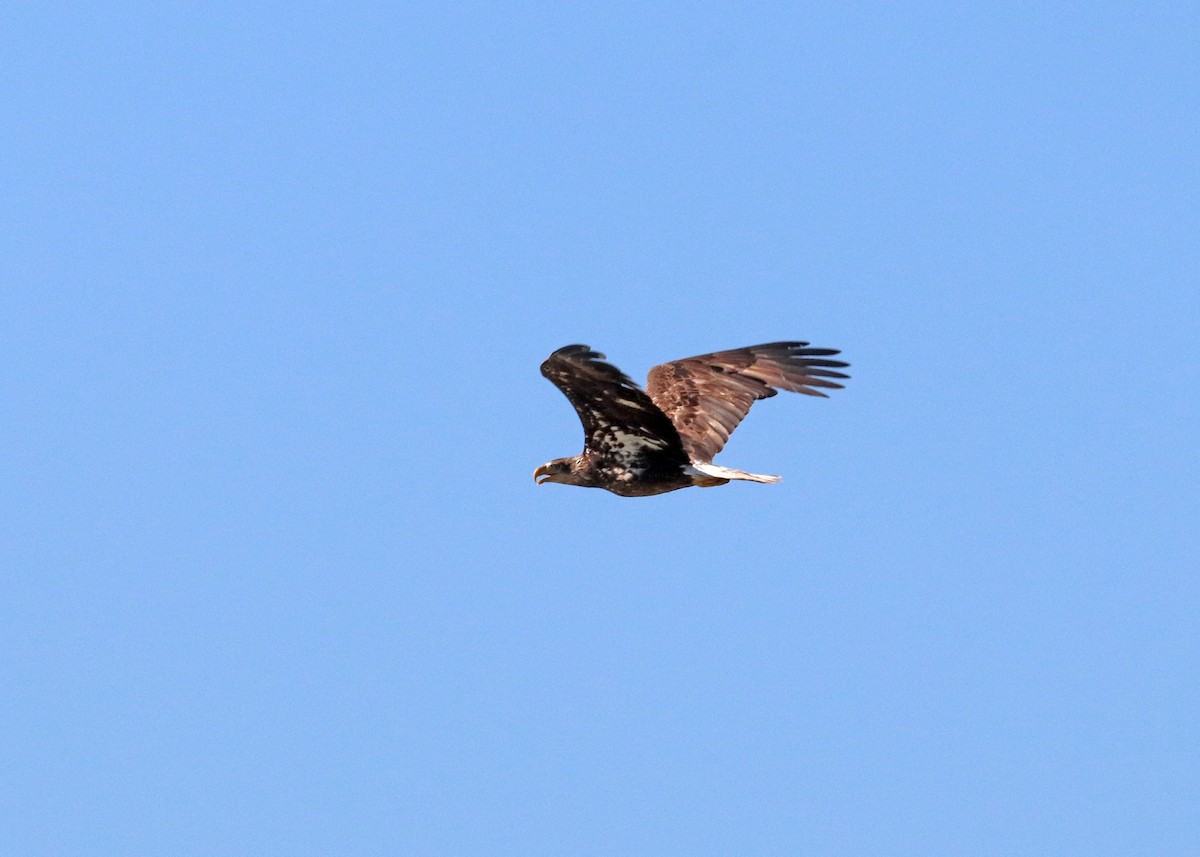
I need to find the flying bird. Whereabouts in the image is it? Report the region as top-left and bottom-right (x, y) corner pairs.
(534, 341), (849, 496)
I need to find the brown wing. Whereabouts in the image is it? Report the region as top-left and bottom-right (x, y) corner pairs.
(540, 345), (689, 461)
(645, 342), (849, 463)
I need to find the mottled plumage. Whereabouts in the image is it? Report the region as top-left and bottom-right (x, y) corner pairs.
(534, 342), (849, 496)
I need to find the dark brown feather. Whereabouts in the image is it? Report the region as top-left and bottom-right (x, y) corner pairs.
(645, 342), (850, 464)
(539, 345), (688, 460)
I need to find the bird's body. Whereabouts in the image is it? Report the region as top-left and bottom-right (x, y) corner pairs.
(534, 342), (849, 496)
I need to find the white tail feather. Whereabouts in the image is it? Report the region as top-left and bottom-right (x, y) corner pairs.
(689, 462), (781, 484)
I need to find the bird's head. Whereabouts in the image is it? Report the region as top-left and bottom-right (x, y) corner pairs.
(534, 457), (583, 486)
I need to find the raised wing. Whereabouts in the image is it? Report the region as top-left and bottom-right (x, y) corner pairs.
(645, 342), (849, 463)
(540, 345), (689, 460)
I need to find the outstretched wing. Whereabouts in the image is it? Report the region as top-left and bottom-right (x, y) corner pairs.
(645, 342), (849, 463)
(540, 345), (689, 460)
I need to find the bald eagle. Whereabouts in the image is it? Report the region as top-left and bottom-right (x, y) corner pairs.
(534, 342), (849, 497)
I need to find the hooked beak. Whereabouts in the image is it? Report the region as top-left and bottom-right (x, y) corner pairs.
(533, 464), (552, 485)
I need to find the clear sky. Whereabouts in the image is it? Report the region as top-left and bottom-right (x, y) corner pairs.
(4, 3), (1198, 855)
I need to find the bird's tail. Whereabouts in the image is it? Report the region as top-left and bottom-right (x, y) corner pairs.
(688, 462), (782, 484)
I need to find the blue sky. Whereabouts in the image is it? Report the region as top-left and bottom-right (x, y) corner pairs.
(4, 3), (1198, 854)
